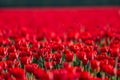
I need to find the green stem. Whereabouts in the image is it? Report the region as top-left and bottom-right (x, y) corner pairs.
(88, 61), (91, 72)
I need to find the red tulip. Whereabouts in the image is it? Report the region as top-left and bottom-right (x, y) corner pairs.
(85, 40), (94, 45)
(45, 62), (53, 69)
(9, 52), (19, 61)
(75, 66), (83, 73)
(0, 62), (7, 70)
(25, 63), (38, 73)
(19, 49), (32, 57)
(6, 60), (14, 68)
(102, 64), (115, 75)
(117, 70), (120, 77)
(91, 60), (100, 72)
(69, 44), (80, 52)
(33, 68), (52, 80)
(63, 62), (71, 68)
(53, 69), (68, 80)
(76, 51), (87, 61)
(20, 56), (33, 65)
(79, 71), (92, 80)
(65, 52), (74, 62)
(0, 47), (7, 58)
(82, 58), (89, 65)
(8, 46), (16, 53)
(87, 51), (97, 60)
(110, 46), (120, 57)
(0, 65), (3, 73)
(100, 46), (109, 52)
(9, 68), (26, 80)
(2, 72), (11, 80)
(67, 72), (79, 80)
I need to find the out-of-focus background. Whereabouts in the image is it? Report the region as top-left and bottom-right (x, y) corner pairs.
(0, 0), (120, 32)
(0, 0), (120, 7)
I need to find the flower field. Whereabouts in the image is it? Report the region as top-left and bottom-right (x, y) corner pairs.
(0, 8), (120, 80)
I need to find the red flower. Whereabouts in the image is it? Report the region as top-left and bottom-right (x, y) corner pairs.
(81, 32), (92, 40)
(82, 58), (89, 65)
(14, 61), (20, 67)
(79, 71), (92, 80)
(9, 52), (19, 61)
(117, 70), (120, 77)
(65, 52), (74, 62)
(6, 60), (14, 68)
(19, 49), (32, 57)
(85, 40), (94, 45)
(102, 64), (115, 75)
(33, 68), (52, 80)
(0, 47), (7, 60)
(110, 46), (120, 57)
(52, 43), (64, 51)
(69, 44), (80, 52)
(91, 60), (100, 72)
(20, 56), (33, 65)
(75, 66), (83, 73)
(100, 46), (109, 52)
(25, 63), (38, 73)
(2, 72), (12, 80)
(0, 65), (3, 73)
(63, 62), (71, 68)
(0, 62), (7, 70)
(53, 69), (68, 80)
(9, 68), (26, 80)
(52, 53), (62, 64)
(67, 72), (79, 80)
(76, 51), (87, 61)
(87, 51), (97, 60)
(8, 46), (16, 53)
(45, 62), (53, 69)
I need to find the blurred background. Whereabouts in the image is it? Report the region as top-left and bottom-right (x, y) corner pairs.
(0, 0), (120, 32)
(0, 0), (120, 7)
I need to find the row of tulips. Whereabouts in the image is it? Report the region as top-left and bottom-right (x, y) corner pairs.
(0, 27), (119, 80)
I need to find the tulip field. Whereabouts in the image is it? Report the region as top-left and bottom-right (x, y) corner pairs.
(0, 8), (120, 80)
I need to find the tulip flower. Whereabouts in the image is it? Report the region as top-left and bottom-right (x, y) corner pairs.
(65, 52), (74, 62)
(20, 56), (33, 65)
(0, 25), (120, 80)
(79, 71), (92, 80)
(45, 62), (53, 69)
(25, 63), (38, 73)
(9, 68), (27, 80)
(76, 51), (87, 61)
(91, 60), (100, 72)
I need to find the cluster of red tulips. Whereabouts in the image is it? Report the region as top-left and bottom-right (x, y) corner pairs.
(0, 27), (119, 80)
